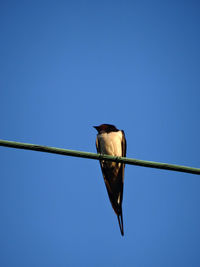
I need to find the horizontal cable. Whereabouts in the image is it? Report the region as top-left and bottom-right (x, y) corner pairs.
(0, 139), (199, 175)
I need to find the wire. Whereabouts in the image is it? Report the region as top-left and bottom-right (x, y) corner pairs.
(0, 139), (199, 175)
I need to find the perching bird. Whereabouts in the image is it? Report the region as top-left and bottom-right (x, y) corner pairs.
(94, 124), (126, 236)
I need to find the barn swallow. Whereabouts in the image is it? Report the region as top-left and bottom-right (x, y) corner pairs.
(93, 124), (126, 236)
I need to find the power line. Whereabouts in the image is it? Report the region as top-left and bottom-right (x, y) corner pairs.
(0, 139), (199, 175)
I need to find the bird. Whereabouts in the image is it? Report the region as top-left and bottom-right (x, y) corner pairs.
(93, 124), (126, 236)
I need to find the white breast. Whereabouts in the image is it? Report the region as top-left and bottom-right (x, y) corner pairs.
(98, 131), (123, 157)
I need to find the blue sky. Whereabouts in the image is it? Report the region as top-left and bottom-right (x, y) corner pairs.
(0, 1), (200, 266)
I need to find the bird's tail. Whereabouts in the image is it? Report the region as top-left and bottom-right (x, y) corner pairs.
(117, 212), (124, 236)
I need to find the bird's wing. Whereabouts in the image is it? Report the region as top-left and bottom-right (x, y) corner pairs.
(96, 131), (126, 214)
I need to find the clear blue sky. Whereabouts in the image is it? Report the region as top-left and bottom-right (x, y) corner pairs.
(1, 1), (200, 266)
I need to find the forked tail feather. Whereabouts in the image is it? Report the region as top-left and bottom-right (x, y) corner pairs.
(117, 212), (124, 236)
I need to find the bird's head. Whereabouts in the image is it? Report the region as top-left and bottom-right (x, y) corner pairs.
(93, 124), (118, 133)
